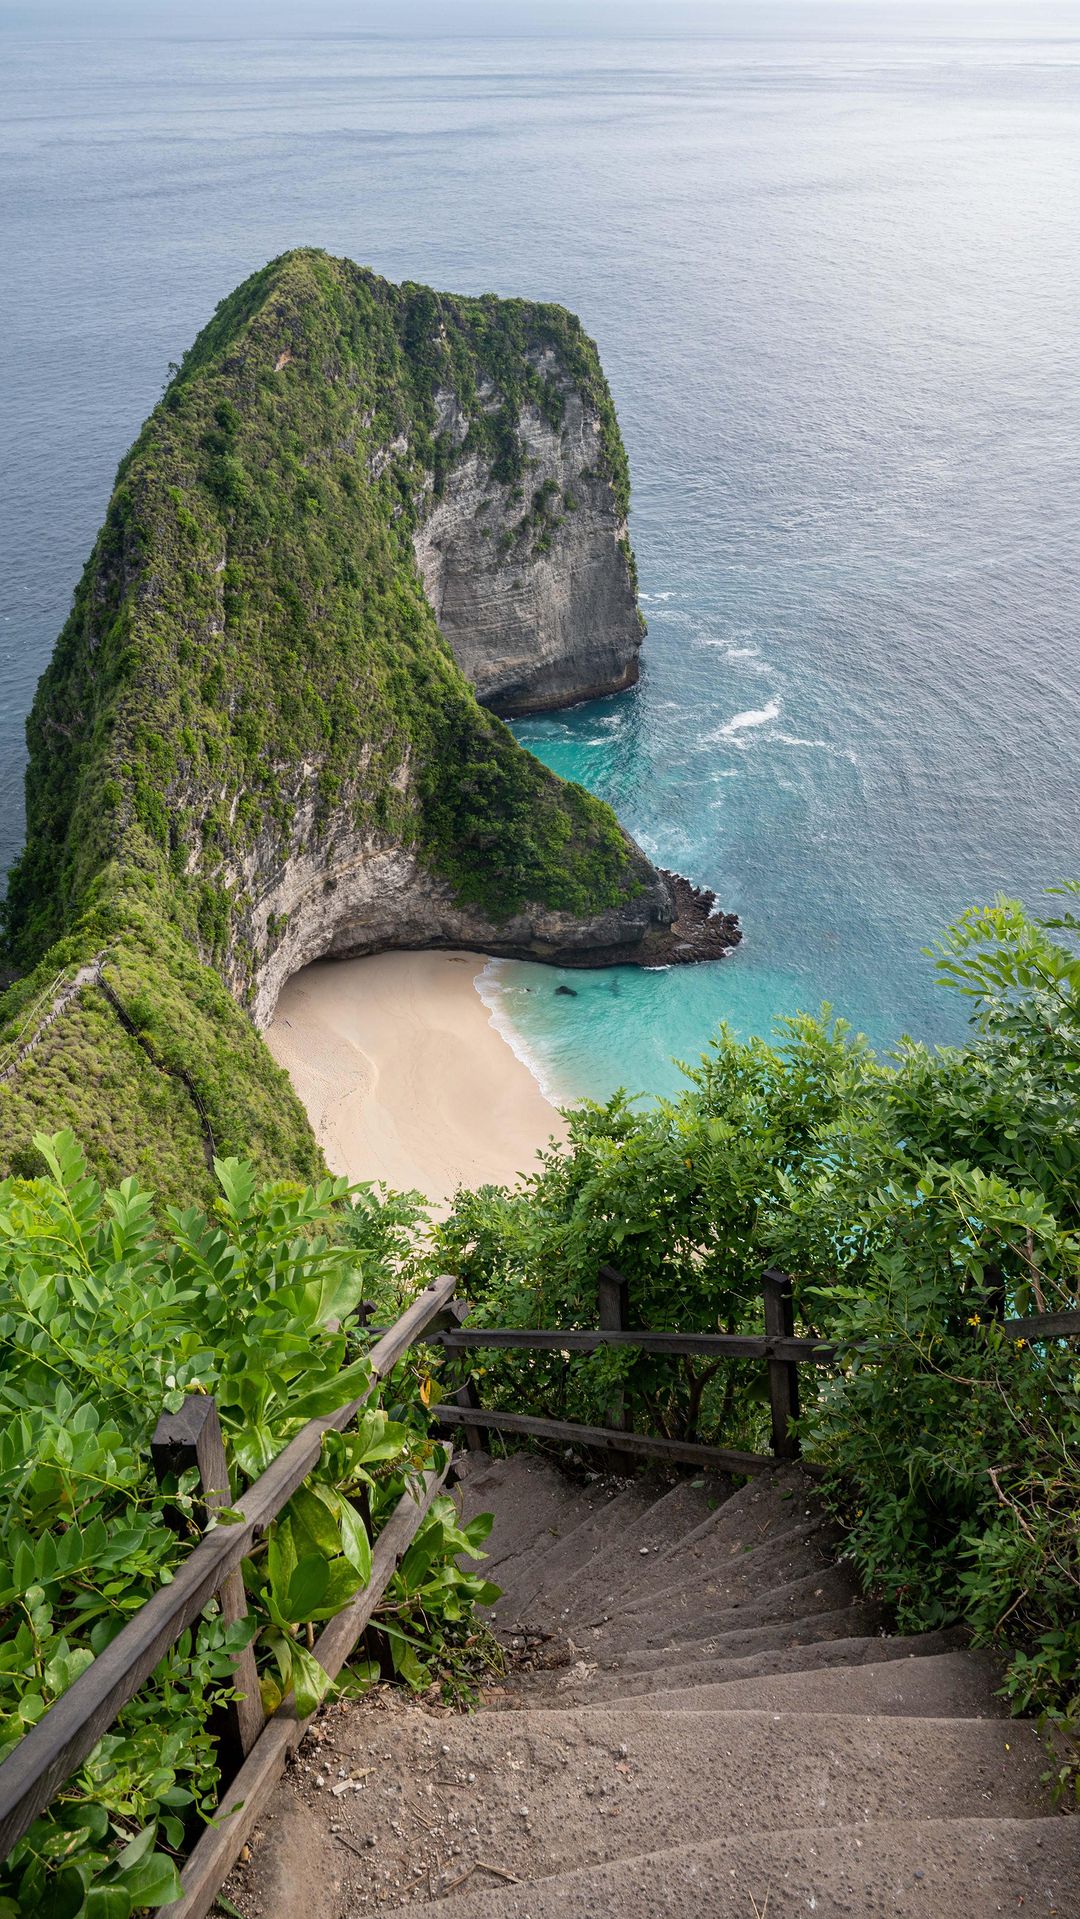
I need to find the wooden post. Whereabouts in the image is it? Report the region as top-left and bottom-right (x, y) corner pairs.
(438, 1301), (486, 1457)
(983, 1262), (1006, 1324)
(761, 1268), (801, 1460)
(151, 1396), (264, 1773)
(448, 1380), (486, 1455)
(598, 1263), (633, 1448)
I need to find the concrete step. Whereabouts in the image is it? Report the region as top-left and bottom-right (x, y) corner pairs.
(460, 1453), (587, 1576)
(504, 1472), (731, 1626)
(565, 1650), (1006, 1719)
(376, 1815), (1076, 1919)
(489, 1481), (663, 1624)
(528, 1465), (816, 1624)
(522, 1626), (971, 1706)
(577, 1482), (831, 1611)
(609, 1505), (836, 1606)
(520, 1506), (837, 1643)
(578, 1560), (863, 1658)
(520, 1603), (896, 1688)
(571, 1514), (840, 1641)
(318, 1704), (1051, 1896)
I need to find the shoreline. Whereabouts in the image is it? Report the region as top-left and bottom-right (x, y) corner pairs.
(473, 957), (568, 1106)
(265, 951), (567, 1213)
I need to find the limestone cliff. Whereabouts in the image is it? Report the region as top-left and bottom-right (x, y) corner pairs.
(0, 250), (735, 1200)
(412, 362), (642, 714)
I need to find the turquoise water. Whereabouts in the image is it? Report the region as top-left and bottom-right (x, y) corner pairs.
(3, 4), (1080, 1105)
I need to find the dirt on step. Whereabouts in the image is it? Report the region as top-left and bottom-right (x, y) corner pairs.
(220, 1686), (524, 1919)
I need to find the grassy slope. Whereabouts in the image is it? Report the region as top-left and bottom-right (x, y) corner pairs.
(0, 251), (643, 1202)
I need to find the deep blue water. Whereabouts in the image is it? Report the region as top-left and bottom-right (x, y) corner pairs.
(3, 3), (1079, 1103)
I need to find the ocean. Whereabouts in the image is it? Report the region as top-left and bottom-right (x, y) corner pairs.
(3, 1), (1079, 1105)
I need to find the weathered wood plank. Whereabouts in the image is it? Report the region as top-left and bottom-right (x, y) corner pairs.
(769, 1335), (836, 1364)
(160, 1457), (452, 1919)
(430, 1403), (775, 1474)
(0, 1275), (457, 1862)
(447, 1381), (486, 1454)
(438, 1329), (772, 1359)
(762, 1269), (801, 1460)
(597, 1263), (633, 1444)
(151, 1397), (264, 1771)
(1002, 1308), (1080, 1341)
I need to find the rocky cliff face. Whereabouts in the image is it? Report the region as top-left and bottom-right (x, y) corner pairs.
(412, 361), (642, 714)
(1, 251), (726, 1193)
(230, 809), (671, 1031)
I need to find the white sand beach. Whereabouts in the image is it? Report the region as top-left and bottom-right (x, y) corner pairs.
(265, 951), (567, 1211)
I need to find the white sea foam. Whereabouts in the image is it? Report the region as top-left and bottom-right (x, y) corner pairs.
(695, 639), (771, 673)
(707, 698), (782, 744)
(474, 959), (565, 1109)
(772, 731), (863, 767)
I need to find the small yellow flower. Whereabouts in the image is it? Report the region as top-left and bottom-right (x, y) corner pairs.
(1015, 1337), (1027, 1350)
(967, 1314), (981, 1327)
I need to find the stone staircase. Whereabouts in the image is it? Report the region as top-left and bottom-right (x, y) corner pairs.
(233, 1452), (1075, 1919)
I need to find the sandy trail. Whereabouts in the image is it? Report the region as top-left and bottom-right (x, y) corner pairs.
(265, 950), (566, 1212)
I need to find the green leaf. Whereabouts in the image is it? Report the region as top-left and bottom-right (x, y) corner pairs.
(55, 1801), (110, 1843)
(85, 1887), (134, 1919)
(115, 1851), (184, 1907)
(289, 1641), (333, 1717)
(334, 1495), (372, 1584)
(38, 1869), (88, 1919)
(284, 1553), (330, 1622)
(113, 1824), (158, 1873)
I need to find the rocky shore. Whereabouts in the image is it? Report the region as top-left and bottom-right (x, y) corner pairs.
(652, 870), (743, 962)
(547, 869), (741, 970)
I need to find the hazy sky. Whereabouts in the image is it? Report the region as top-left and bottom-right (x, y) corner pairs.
(3, 0), (1078, 34)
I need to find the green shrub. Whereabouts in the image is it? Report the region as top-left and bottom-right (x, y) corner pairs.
(0, 1135), (496, 1917)
(434, 889), (1080, 1787)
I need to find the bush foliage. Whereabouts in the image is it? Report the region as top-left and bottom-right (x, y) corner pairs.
(435, 890), (1080, 1781)
(0, 1138), (496, 1918)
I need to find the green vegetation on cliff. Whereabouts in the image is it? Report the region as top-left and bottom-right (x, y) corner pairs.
(0, 250), (644, 1199)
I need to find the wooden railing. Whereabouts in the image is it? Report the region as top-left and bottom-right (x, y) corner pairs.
(429, 1265), (1080, 1474)
(0, 1274), (462, 1919)
(4, 1260), (1078, 1918)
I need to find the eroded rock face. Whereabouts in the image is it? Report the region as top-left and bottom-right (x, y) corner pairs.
(412, 367), (642, 715)
(223, 786), (674, 1030)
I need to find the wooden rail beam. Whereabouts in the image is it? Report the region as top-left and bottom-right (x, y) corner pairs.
(1002, 1308), (1080, 1341)
(159, 1457), (452, 1919)
(438, 1328), (772, 1358)
(430, 1402), (779, 1474)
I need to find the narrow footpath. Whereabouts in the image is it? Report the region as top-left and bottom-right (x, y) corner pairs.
(233, 1455), (1075, 1918)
